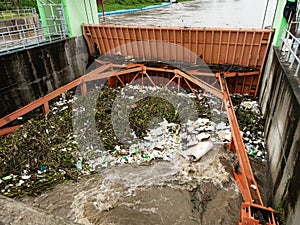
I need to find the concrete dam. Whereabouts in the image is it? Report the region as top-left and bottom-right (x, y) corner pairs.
(0, 0), (299, 225)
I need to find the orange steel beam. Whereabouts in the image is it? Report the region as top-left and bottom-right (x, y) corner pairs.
(218, 73), (279, 224)
(115, 74), (125, 86)
(0, 125), (23, 136)
(183, 78), (199, 99)
(0, 77), (83, 128)
(164, 74), (178, 88)
(0, 62), (279, 224)
(177, 70), (223, 99)
(143, 66), (178, 74)
(43, 101), (50, 114)
(88, 65), (259, 96)
(0, 63), (260, 139)
(84, 67), (143, 82)
(0, 63), (113, 128)
(129, 71), (142, 84)
(114, 66), (143, 76)
(239, 202), (279, 225)
(0, 64), (222, 129)
(143, 69), (157, 87)
(219, 73), (263, 205)
(220, 71), (260, 78)
(81, 82), (87, 95)
(82, 63), (113, 81)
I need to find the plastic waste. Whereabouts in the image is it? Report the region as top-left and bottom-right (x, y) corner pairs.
(39, 164), (47, 172)
(17, 180), (25, 186)
(21, 175), (31, 180)
(196, 133), (210, 141)
(216, 121), (228, 130)
(102, 156), (107, 163)
(183, 141), (213, 161)
(75, 158), (83, 170)
(218, 130), (231, 141)
(2, 175), (12, 181)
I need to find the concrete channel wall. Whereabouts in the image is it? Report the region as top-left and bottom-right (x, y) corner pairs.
(259, 47), (300, 225)
(0, 36), (89, 118)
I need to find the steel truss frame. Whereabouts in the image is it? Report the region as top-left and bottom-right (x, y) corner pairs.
(0, 62), (279, 224)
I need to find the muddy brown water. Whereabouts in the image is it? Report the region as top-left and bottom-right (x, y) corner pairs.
(20, 145), (244, 225)
(101, 0), (276, 28)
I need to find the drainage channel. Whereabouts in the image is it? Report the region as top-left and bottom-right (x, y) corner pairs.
(0, 55), (278, 224)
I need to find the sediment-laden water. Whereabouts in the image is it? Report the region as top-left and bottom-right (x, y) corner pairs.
(21, 145), (242, 225)
(101, 0), (276, 28)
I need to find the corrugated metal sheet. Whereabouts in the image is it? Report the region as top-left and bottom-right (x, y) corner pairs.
(82, 25), (273, 69)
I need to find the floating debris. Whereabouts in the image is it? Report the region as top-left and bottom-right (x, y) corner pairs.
(2, 175), (12, 181)
(183, 141), (214, 161)
(0, 93), (82, 198)
(80, 84), (231, 171)
(217, 130), (231, 142)
(231, 94), (267, 162)
(0, 83), (267, 198)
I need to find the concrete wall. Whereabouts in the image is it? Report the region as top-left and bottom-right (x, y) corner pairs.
(0, 36), (89, 118)
(259, 47), (300, 225)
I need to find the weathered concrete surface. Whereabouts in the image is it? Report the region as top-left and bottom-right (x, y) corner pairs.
(0, 36), (89, 117)
(259, 47), (300, 225)
(0, 195), (78, 225)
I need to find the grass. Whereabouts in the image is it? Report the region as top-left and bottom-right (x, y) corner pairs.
(99, 0), (190, 12)
(102, 3), (161, 12)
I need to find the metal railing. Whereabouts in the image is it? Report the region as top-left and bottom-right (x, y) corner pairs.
(0, 24), (67, 54)
(0, 8), (36, 20)
(279, 27), (300, 76)
(0, 8), (68, 55)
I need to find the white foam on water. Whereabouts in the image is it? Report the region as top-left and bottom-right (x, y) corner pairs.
(69, 145), (232, 224)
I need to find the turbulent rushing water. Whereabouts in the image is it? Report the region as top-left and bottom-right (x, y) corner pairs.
(17, 83), (246, 224)
(22, 146), (242, 225)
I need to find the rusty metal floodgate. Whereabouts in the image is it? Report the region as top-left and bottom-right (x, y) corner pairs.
(82, 24), (273, 96)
